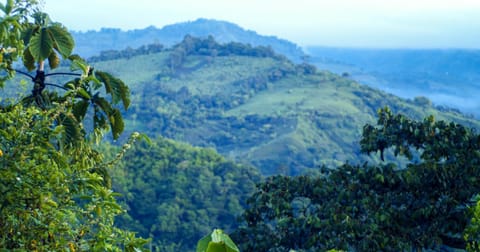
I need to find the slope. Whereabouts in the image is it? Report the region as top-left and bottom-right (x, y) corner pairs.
(306, 46), (480, 117)
(88, 37), (480, 175)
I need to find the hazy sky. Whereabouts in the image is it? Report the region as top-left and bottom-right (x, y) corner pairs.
(43, 0), (480, 48)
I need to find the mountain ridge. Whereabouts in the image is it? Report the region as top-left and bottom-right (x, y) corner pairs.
(71, 18), (305, 62)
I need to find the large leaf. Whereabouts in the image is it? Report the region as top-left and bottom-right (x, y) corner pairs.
(72, 99), (90, 122)
(197, 229), (239, 252)
(28, 27), (53, 62)
(95, 71), (130, 110)
(108, 108), (124, 140)
(48, 25), (74, 58)
(22, 47), (35, 71)
(47, 51), (59, 69)
(92, 96), (124, 140)
(58, 112), (82, 147)
(21, 25), (39, 45)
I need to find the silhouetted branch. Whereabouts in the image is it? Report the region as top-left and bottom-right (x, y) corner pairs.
(45, 72), (82, 77)
(14, 69), (34, 80)
(45, 82), (68, 91)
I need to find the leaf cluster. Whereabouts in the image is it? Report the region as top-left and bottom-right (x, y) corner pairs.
(233, 108), (480, 251)
(108, 137), (261, 251)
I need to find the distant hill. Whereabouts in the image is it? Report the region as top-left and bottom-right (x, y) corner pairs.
(306, 46), (480, 117)
(77, 38), (480, 175)
(71, 18), (305, 62)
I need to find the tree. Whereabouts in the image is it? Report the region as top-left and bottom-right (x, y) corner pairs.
(465, 196), (480, 251)
(110, 137), (261, 251)
(0, 1), (147, 250)
(233, 107), (480, 251)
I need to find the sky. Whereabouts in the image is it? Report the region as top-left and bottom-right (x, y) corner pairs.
(43, 0), (480, 48)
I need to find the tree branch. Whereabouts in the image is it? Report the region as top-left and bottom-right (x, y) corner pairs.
(44, 82), (68, 91)
(14, 69), (34, 80)
(45, 72), (82, 77)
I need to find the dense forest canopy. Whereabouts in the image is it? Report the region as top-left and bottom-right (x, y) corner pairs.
(83, 36), (480, 176)
(0, 0), (147, 250)
(232, 108), (480, 251)
(2, 1), (480, 252)
(109, 137), (260, 251)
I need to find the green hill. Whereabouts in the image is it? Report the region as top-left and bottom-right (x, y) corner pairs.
(82, 37), (480, 175)
(306, 46), (480, 117)
(7, 38), (479, 175)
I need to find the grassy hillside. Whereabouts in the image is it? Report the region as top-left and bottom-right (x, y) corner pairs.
(306, 46), (480, 117)
(79, 39), (480, 175)
(5, 39), (478, 175)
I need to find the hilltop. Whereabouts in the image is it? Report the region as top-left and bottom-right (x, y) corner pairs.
(82, 37), (480, 175)
(71, 18), (305, 62)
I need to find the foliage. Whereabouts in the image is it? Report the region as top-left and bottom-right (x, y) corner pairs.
(232, 108), (480, 251)
(306, 46), (480, 118)
(22, 10), (74, 70)
(88, 44), (480, 175)
(0, 104), (148, 251)
(0, 0), (146, 250)
(196, 229), (239, 252)
(0, 0), (35, 86)
(465, 195), (480, 251)
(110, 137), (261, 251)
(71, 18), (305, 61)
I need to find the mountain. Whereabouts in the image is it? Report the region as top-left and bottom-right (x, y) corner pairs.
(305, 46), (480, 117)
(71, 18), (305, 62)
(79, 37), (480, 175)
(109, 136), (261, 251)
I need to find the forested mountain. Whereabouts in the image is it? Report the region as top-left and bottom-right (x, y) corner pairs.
(306, 46), (480, 117)
(73, 37), (480, 175)
(4, 1), (480, 251)
(71, 18), (305, 61)
(108, 137), (260, 251)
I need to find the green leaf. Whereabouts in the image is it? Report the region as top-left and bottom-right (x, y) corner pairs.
(58, 112), (82, 147)
(22, 26), (37, 45)
(95, 71), (130, 110)
(197, 232), (212, 252)
(48, 25), (74, 58)
(69, 55), (90, 75)
(72, 100), (90, 122)
(109, 108), (124, 140)
(92, 97), (124, 139)
(206, 242), (227, 252)
(29, 27), (54, 62)
(77, 87), (91, 99)
(197, 229), (239, 252)
(47, 51), (59, 69)
(22, 47), (35, 71)
(4, 0), (13, 14)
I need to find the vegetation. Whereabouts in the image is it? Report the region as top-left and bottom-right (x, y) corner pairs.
(197, 229), (240, 252)
(71, 18), (305, 61)
(0, 1), (146, 250)
(3, 2), (480, 251)
(83, 37), (480, 175)
(232, 108), (480, 251)
(306, 46), (480, 118)
(109, 137), (261, 251)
